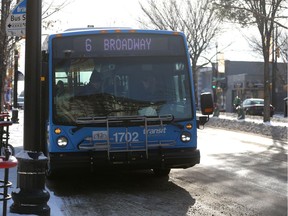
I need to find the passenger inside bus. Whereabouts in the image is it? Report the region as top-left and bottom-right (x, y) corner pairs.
(82, 69), (103, 95)
(55, 80), (71, 118)
(140, 76), (159, 102)
(104, 76), (124, 96)
(56, 80), (65, 96)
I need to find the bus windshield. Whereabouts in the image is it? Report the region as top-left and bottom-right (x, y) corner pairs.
(53, 56), (192, 124)
(52, 33), (193, 125)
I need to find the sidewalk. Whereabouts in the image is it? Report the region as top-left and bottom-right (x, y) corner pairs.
(0, 110), (64, 216)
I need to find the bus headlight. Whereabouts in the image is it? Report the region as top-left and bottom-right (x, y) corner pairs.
(181, 131), (191, 142)
(57, 136), (68, 147)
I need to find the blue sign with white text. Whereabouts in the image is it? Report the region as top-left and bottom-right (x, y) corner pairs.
(12, 0), (26, 15)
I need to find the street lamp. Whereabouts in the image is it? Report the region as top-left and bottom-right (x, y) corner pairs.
(10, 0), (50, 215)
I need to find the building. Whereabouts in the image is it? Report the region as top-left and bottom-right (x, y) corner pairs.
(198, 61), (288, 114)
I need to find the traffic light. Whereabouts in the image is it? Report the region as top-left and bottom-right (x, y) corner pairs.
(212, 81), (216, 89)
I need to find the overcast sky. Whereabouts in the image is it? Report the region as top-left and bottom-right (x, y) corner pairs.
(53, 0), (266, 62)
(51, 0), (143, 30)
(18, 0), (265, 73)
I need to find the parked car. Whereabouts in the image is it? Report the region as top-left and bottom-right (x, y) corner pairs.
(17, 91), (24, 109)
(17, 95), (24, 109)
(242, 98), (274, 117)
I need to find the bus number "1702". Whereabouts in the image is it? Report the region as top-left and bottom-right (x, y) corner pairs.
(113, 132), (139, 143)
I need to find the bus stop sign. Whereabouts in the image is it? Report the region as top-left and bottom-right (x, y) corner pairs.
(6, 0), (26, 37)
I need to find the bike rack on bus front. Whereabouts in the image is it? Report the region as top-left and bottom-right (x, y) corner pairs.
(77, 115), (176, 160)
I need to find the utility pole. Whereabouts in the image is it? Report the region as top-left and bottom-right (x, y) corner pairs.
(213, 43), (219, 103)
(272, 25), (278, 111)
(10, 0), (50, 215)
(213, 42), (220, 117)
(12, 49), (19, 123)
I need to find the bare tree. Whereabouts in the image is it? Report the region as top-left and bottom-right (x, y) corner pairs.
(213, 0), (288, 122)
(0, 0), (71, 110)
(42, 0), (72, 30)
(139, 0), (223, 106)
(0, 0), (13, 110)
(278, 31), (288, 62)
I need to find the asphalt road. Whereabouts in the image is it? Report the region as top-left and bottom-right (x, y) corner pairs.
(44, 127), (287, 216)
(2, 111), (287, 215)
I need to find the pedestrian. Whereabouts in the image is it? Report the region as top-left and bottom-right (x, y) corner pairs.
(233, 96), (245, 120)
(233, 96), (241, 112)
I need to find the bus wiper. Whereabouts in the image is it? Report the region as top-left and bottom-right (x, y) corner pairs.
(159, 115), (184, 129)
(71, 126), (83, 134)
(76, 116), (107, 124)
(71, 114), (183, 133)
(71, 117), (107, 134)
(104, 109), (127, 116)
(170, 122), (184, 129)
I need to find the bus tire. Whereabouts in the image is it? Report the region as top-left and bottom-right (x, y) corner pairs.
(153, 168), (171, 177)
(46, 164), (58, 180)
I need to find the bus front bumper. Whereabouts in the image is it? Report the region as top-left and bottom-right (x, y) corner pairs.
(48, 147), (200, 171)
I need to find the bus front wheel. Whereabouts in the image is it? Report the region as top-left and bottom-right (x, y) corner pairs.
(153, 168), (171, 177)
(46, 163), (58, 180)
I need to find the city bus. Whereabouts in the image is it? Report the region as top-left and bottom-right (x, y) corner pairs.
(42, 28), (213, 177)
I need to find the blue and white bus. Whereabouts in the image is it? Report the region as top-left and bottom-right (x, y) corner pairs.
(42, 28), (213, 177)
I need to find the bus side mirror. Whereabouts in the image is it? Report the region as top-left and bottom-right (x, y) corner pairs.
(197, 116), (209, 129)
(200, 92), (214, 115)
(197, 92), (214, 129)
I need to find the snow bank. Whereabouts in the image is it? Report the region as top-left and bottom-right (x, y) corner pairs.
(205, 113), (287, 140)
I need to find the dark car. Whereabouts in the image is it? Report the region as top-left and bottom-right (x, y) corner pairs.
(17, 95), (24, 109)
(17, 91), (24, 109)
(242, 98), (274, 117)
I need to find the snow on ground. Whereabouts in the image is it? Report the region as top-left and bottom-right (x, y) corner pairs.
(1, 110), (65, 216)
(204, 112), (287, 140)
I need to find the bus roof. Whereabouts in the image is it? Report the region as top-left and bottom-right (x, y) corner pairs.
(52, 28), (182, 37)
(64, 27), (132, 32)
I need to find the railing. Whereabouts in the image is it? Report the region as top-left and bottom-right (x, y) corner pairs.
(0, 113), (17, 216)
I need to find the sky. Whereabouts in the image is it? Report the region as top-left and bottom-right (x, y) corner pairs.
(18, 0), (268, 72)
(50, 0), (143, 30)
(48, 0), (265, 62)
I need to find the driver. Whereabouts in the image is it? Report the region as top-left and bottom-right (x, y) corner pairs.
(141, 76), (158, 101)
(85, 70), (102, 95)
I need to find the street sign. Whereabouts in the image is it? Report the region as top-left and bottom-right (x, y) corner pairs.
(6, 0), (27, 37)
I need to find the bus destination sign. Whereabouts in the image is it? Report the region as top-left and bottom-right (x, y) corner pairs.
(52, 33), (185, 58)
